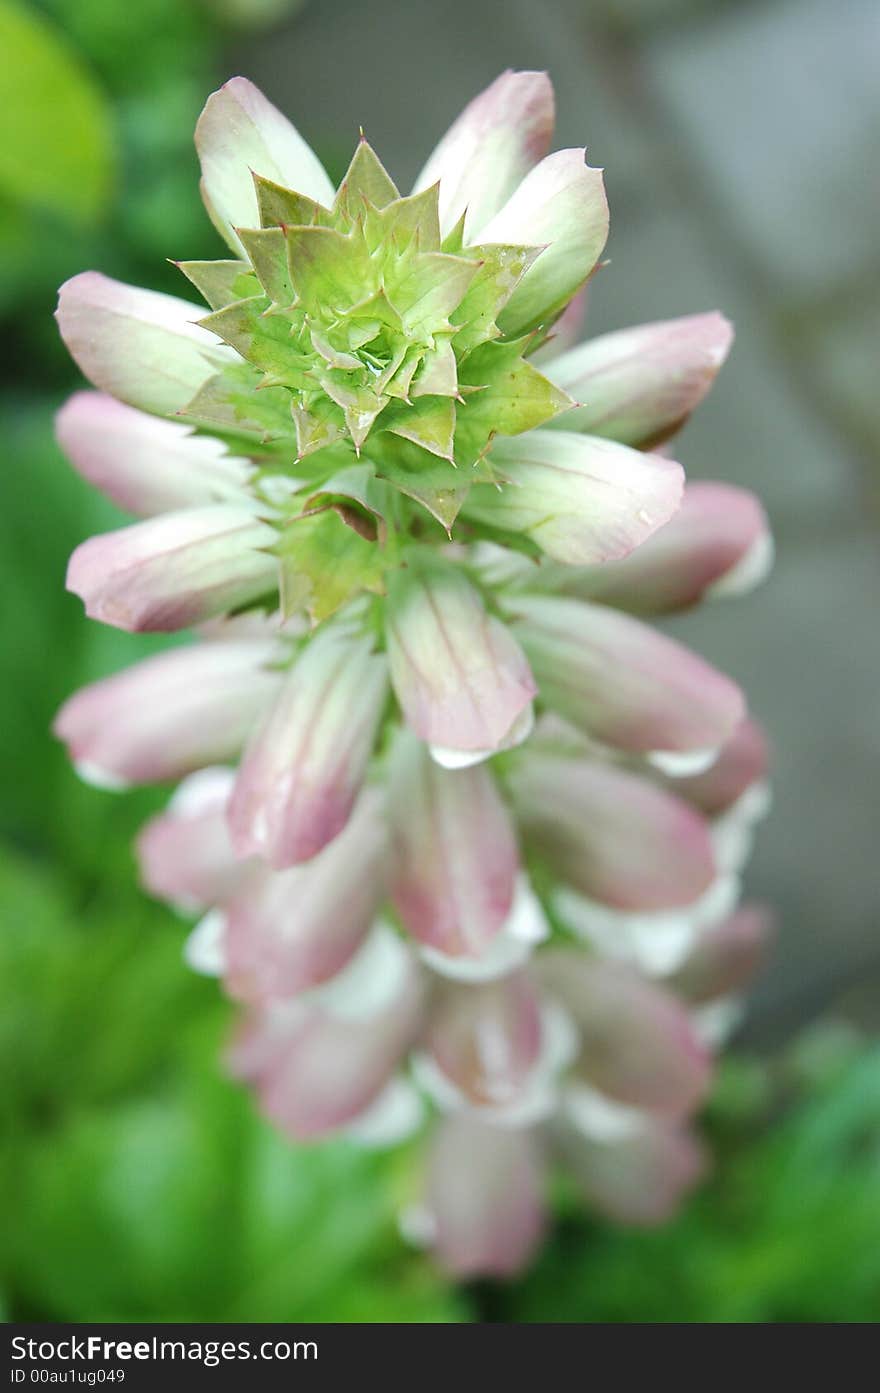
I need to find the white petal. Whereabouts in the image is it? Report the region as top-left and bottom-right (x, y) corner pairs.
(195, 77), (334, 255)
(419, 873), (549, 983)
(74, 760), (131, 792)
(184, 909), (227, 976)
(648, 746), (721, 778)
(554, 873), (741, 977)
(428, 703), (535, 770)
(344, 1075), (425, 1148)
(707, 530), (775, 598)
(305, 921), (411, 1023)
(412, 1001), (577, 1128)
(169, 765), (237, 817)
(413, 70), (555, 239)
(562, 1082), (648, 1143)
(691, 997), (745, 1049)
(56, 272), (226, 418)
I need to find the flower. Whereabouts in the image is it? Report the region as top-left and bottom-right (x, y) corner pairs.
(135, 711), (771, 1275)
(54, 69), (773, 1277)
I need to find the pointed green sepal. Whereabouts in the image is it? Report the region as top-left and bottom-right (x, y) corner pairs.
(253, 171), (331, 230)
(452, 244), (543, 355)
(366, 183), (441, 254)
(455, 338), (574, 464)
(292, 395), (347, 458)
(236, 226), (294, 307)
(277, 508), (386, 621)
(411, 337), (458, 398)
(368, 435), (469, 531)
(300, 463), (392, 543)
(387, 251), (479, 332)
(285, 224), (372, 312)
(179, 366), (295, 450)
(199, 296), (309, 387)
(334, 138), (400, 218)
(175, 259), (260, 310)
(441, 210), (467, 254)
(383, 395), (456, 462)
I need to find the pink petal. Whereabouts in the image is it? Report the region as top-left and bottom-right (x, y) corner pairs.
(549, 481), (772, 614)
(508, 593), (744, 755)
(425, 970), (543, 1106)
(55, 272), (224, 417)
(229, 947), (422, 1138)
(136, 768), (246, 909)
(467, 429), (684, 566)
(480, 149), (608, 336)
(386, 560), (535, 752)
(56, 392), (252, 516)
(418, 872), (550, 983)
(540, 953), (712, 1115)
(413, 70), (554, 239)
(562, 1119), (707, 1225)
(53, 641), (283, 786)
(195, 76), (334, 255)
(223, 788), (387, 1004)
(426, 1114), (546, 1278)
(664, 717), (769, 817)
(66, 505), (278, 632)
(547, 312), (734, 448)
(670, 904), (773, 1004)
(510, 752), (717, 911)
(228, 621), (388, 867)
(388, 732), (519, 956)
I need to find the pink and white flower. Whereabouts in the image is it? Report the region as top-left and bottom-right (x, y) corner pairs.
(52, 67), (773, 1278)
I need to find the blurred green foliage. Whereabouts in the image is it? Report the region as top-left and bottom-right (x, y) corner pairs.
(1, 0), (878, 1325)
(0, 839), (464, 1321)
(0, 1), (115, 224)
(494, 1041), (880, 1322)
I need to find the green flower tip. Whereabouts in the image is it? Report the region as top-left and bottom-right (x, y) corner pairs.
(179, 139), (571, 483)
(61, 75), (721, 624)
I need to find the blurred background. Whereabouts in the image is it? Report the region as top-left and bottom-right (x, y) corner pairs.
(1, 0), (879, 1322)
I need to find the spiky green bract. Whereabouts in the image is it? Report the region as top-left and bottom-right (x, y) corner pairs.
(178, 140), (571, 551)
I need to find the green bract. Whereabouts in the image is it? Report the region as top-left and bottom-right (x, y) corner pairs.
(58, 76), (699, 633)
(177, 141), (571, 551)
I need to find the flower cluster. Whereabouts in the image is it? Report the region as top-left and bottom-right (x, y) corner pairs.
(54, 72), (773, 1277)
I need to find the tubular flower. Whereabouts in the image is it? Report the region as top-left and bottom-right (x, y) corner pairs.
(54, 70), (773, 1277)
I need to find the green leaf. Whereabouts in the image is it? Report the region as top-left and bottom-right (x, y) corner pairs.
(383, 395), (456, 462)
(310, 327), (362, 371)
(237, 226), (294, 306)
(347, 286), (404, 336)
(253, 172), (331, 230)
(452, 244), (542, 355)
(334, 139), (399, 218)
(455, 339), (573, 464)
(367, 435), (470, 531)
(8, 1065), (454, 1321)
(301, 464), (393, 541)
(277, 508), (387, 621)
(175, 259), (260, 310)
(199, 295), (309, 388)
(286, 225), (373, 312)
(291, 395), (347, 458)
(367, 184), (441, 254)
(387, 251), (477, 332)
(0, 0), (115, 224)
(0, 838), (461, 1322)
(411, 338), (458, 398)
(180, 364), (295, 449)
